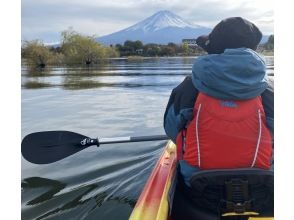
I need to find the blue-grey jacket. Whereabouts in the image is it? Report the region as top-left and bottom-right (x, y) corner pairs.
(164, 48), (274, 143)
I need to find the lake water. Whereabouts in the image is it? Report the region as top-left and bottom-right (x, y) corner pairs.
(21, 56), (274, 220)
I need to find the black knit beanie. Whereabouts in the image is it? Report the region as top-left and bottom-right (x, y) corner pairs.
(196, 17), (262, 54)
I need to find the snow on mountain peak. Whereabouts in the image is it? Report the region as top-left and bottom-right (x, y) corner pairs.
(96, 10), (212, 45)
(126, 10), (198, 32)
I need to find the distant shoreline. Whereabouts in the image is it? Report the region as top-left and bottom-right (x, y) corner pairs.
(120, 52), (274, 60)
(21, 53), (274, 67)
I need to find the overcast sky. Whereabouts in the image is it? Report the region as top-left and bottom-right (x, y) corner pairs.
(21, 0), (273, 43)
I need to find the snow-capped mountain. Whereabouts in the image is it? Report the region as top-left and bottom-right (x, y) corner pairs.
(96, 10), (211, 45)
(125, 10), (199, 32)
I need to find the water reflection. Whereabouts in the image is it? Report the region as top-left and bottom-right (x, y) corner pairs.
(22, 57), (274, 90)
(22, 177), (136, 219)
(22, 79), (177, 90)
(22, 177), (66, 205)
(23, 66), (53, 77)
(62, 78), (117, 90)
(23, 81), (53, 89)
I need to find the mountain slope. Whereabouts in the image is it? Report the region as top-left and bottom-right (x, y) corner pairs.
(96, 10), (211, 45)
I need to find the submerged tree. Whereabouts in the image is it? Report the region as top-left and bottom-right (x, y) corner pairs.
(21, 40), (55, 68)
(182, 42), (190, 55)
(61, 29), (118, 65)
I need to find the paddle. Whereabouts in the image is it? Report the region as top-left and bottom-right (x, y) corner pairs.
(21, 131), (169, 165)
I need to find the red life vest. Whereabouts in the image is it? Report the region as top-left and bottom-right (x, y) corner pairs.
(176, 93), (272, 170)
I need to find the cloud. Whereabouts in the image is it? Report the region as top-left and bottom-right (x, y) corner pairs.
(21, 0), (273, 42)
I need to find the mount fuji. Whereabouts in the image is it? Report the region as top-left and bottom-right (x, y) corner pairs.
(96, 10), (211, 45)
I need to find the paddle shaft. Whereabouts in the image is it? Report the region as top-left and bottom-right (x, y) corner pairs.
(97, 135), (169, 145)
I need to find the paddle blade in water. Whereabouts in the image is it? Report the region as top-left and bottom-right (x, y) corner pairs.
(21, 131), (90, 164)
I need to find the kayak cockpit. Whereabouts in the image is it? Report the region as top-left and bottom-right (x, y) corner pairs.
(129, 141), (274, 220)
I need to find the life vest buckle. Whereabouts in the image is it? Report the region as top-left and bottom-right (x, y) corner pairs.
(224, 179), (252, 214)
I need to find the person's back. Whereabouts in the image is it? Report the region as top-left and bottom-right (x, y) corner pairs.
(163, 17), (273, 186)
(184, 93), (272, 169)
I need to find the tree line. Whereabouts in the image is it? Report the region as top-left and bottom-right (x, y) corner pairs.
(22, 29), (119, 68)
(114, 40), (205, 57)
(22, 30), (274, 68)
(22, 30), (206, 68)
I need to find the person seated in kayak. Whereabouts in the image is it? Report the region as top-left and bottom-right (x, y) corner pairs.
(163, 17), (274, 187)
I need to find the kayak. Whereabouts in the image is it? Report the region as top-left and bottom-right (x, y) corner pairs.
(129, 141), (274, 220)
(129, 141), (177, 220)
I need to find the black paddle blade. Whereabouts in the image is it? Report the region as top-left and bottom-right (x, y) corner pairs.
(21, 131), (90, 164)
